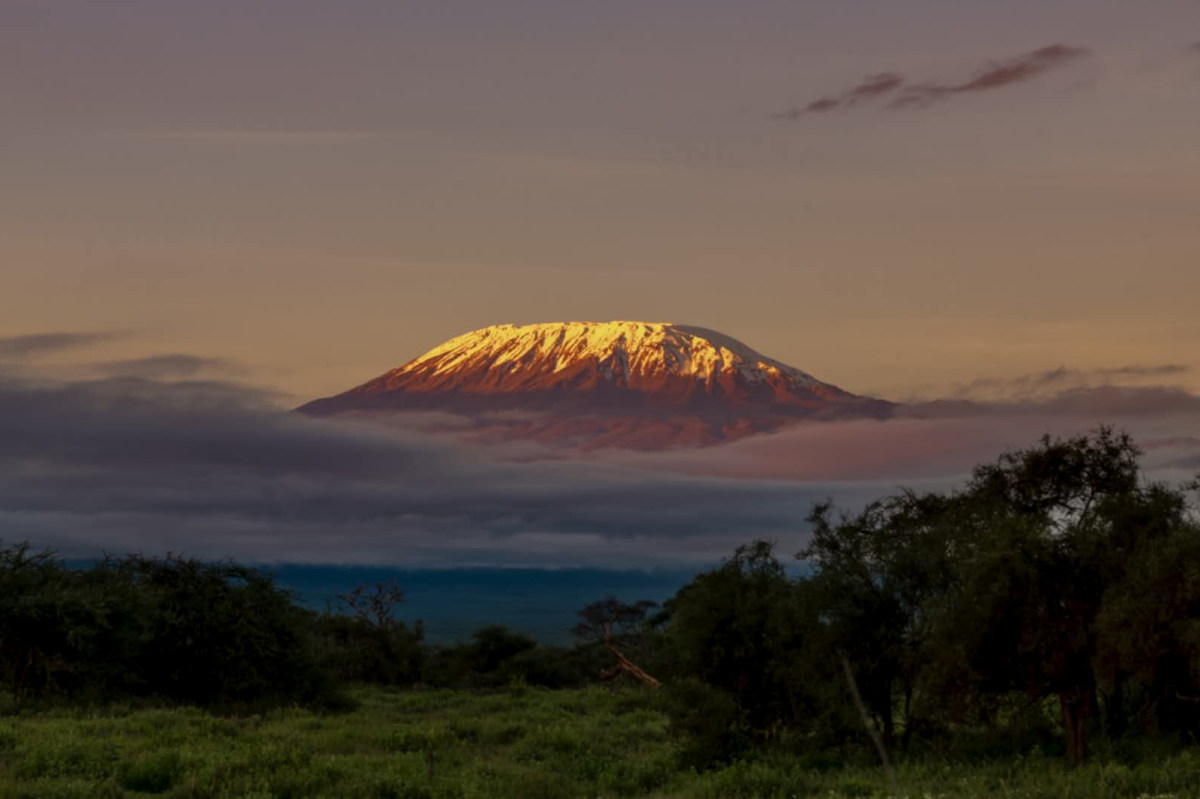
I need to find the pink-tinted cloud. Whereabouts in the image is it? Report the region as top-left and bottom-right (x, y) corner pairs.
(597, 401), (1200, 486)
(778, 44), (1091, 119)
(586, 381), (1200, 484)
(333, 376), (1200, 486)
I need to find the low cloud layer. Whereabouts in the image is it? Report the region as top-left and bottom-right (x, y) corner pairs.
(0, 373), (855, 567)
(602, 395), (1200, 484)
(777, 44), (1092, 118)
(3, 345), (1198, 568)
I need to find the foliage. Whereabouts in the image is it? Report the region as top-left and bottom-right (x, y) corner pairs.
(658, 677), (751, 768)
(798, 427), (1200, 764)
(655, 427), (1200, 767)
(660, 540), (823, 754)
(420, 627), (597, 690)
(5, 686), (1200, 798)
(572, 596), (660, 644)
(310, 613), (424, 688)
(0, 548), (336, 710)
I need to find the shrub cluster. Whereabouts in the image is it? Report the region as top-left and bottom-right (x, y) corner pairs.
(0, 551), (334, 709)
(0, 552), (600, 711)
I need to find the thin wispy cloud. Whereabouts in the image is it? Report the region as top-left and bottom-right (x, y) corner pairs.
(892, 44), (1091, 109)
(777, 44), (1092, 118)
(946, 364), (1190, 402)
(92, 354), (242, 380)
(773, 73), (904, 119)
(902, 386), (1200, 422)
(0, 331), (123, 360)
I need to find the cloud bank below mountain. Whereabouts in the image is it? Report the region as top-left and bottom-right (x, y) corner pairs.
(2, 343), (1197, 567)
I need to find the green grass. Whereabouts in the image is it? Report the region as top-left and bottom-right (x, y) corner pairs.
(2, 686), (1199, 798)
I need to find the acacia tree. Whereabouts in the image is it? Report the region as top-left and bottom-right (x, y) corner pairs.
(338, 580), (407, 630)
(805, 428), (1200, 764)
(941, 428), (1194, 763)
(1092, 483), (1200, 739)
(319, 579), (424, 686)
(573, 596), (661, 686)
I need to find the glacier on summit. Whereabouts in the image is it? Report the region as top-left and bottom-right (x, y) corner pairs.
(298, 322), (893, 449)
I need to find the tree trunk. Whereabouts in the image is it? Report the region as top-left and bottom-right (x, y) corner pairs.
(842, 657), (900, 796)
(1060, 688), (1092, 766)
(901, 684), (914, 752)
(1105, 672), (1126, 739)
(599, 622), (660, 688)
(882, 692), (895, 751)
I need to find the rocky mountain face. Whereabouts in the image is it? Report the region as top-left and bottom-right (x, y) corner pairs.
(298, 322), (894, 449)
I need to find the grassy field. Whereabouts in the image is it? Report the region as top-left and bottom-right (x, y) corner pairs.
(2, 686), (1200, 798)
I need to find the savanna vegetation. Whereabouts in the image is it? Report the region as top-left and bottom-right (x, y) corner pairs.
(3, 427), (1200, 798)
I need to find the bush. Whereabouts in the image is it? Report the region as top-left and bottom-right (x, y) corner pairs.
(311, 613), (424, 687)
(421, 626), (575, 689)
(118, 751), (184, 793)
(661, 541), (820, 736)
(659, 678), (751, 769)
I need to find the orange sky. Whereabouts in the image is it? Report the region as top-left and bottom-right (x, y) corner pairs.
(3, 0), (1198, 403)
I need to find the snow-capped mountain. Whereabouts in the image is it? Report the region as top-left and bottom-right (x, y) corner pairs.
(299, 322), (893, 449)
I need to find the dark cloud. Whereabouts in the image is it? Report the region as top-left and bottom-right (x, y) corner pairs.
(774, 73), (904, 118)
(903, 386), (1200, 420)
(797, 98), (841, 116)
(1094, 364), (1186, 377)
(890, 44), (1091, 109)
(1141, 436), (1200, 471)
(1028, 386), (1200, 418)
(0, 331), (122, 360)
(946, 364), (1190, 402)
(0, 373), (843, 567)
(92, 354), (241, 380)
(777, 44), (1090, 119)
(902, 383), (1200, 419)
(847, 72), (906, 100)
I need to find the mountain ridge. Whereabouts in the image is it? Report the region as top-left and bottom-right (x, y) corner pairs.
(299, 321), (894, 449)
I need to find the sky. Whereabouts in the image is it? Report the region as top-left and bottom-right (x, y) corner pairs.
(4, 0), (1199, 401)
(2, 1), (1199, 566)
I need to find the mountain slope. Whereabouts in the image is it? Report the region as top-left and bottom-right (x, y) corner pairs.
(299, 322), (893, 448)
